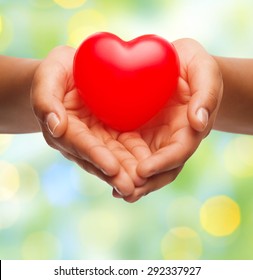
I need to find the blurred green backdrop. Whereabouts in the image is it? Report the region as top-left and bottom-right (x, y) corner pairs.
(1, 0), (253, 260)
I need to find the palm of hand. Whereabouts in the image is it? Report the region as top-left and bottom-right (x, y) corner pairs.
(61, 86), (150, 197)
(35, 39), (222, 203)
(61, 65), (202, 202)
(46, 39), (218, 202)
(119, 73), (203, 201)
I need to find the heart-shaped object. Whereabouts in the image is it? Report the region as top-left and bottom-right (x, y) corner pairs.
(73, 32), (179, 131)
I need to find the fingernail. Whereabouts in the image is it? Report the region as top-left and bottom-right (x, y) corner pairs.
(196, 108), (209, 130)
(114, 187), (124, 197)
(46, 113), (60, 137)
(101, 168), (110, 176)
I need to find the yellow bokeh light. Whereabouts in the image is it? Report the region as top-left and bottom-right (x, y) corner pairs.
(0, 15), (13, 52)
(200, 195), (240, 236)
(67, 9), (107, 47)
(0, 134), (13, 154)
(0, 16), (2, 34)
(161, 227), (202, 260)
(22, 231), (62, 259)
(53, 0), (86, 9)
(224, 136), (253, 178)
(0, 161), (19, 201)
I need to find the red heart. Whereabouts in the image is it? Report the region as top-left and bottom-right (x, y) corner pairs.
(73, 32), (179, 132)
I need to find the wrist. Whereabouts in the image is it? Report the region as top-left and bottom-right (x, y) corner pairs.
(0, 56), (42, 133)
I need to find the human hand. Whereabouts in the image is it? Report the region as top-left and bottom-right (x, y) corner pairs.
(31, 46), (150, 197)
(31, 39), (223, 203)
(114, 38), (223, 202)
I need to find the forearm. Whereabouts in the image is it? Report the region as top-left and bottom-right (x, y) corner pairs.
(0, 56), (41, 133)
(213, 56), (253, 135)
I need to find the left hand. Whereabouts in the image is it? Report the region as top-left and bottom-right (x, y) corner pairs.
(114, 38), (223, 202)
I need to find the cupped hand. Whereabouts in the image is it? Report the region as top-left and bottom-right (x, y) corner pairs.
(31, 46), (150, 197)
(114, 38), (223, 202)
(31, 39), (223, 203)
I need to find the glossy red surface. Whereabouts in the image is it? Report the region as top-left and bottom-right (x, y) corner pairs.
(73, 32), (179, 131)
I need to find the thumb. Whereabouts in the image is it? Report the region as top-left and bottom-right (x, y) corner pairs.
(187, 93), (212, 132)
(187, 58), (223, 132)
(31, 62), (68, 138)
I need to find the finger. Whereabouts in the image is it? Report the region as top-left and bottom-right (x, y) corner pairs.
(87, 126), (147, 186)
(137, 127), (200, 178)
(104, 136), (147, 187)
(61, 151), (135, 197)
(46, 119), (120, 177)
(117, 132), (152, 161)
(187, 55), (223, 132)
(31, 61), (69, 138)
(112, 188), (124, 199)
(109, 166), (135, 197)
(31, 46), (76, 138)
(121, 167), (183, 203)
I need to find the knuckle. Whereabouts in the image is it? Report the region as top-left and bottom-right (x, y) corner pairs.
(207, 88), (219, 112)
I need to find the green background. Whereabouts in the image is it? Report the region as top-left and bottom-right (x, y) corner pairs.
(1, 0), (253, 259)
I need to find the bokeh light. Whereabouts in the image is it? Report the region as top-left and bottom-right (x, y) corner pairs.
(42, 162), (79, 206)
(224, 136), (253, 178)
(161, 227), (202, 260)
(29, 0), (54, 9)
(1, 0), (253, 260)
(0, 15), (12, 52)
(53, 0), (86, 9)
(0, 161), (19, 201)
(22, 231), (62, 259)
(200, 195), (240, 237)
(0, 15), (2, 33)
(67, 9), (107, 47)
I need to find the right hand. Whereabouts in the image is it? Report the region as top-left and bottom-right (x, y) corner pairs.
(31, 46), (149, 197)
